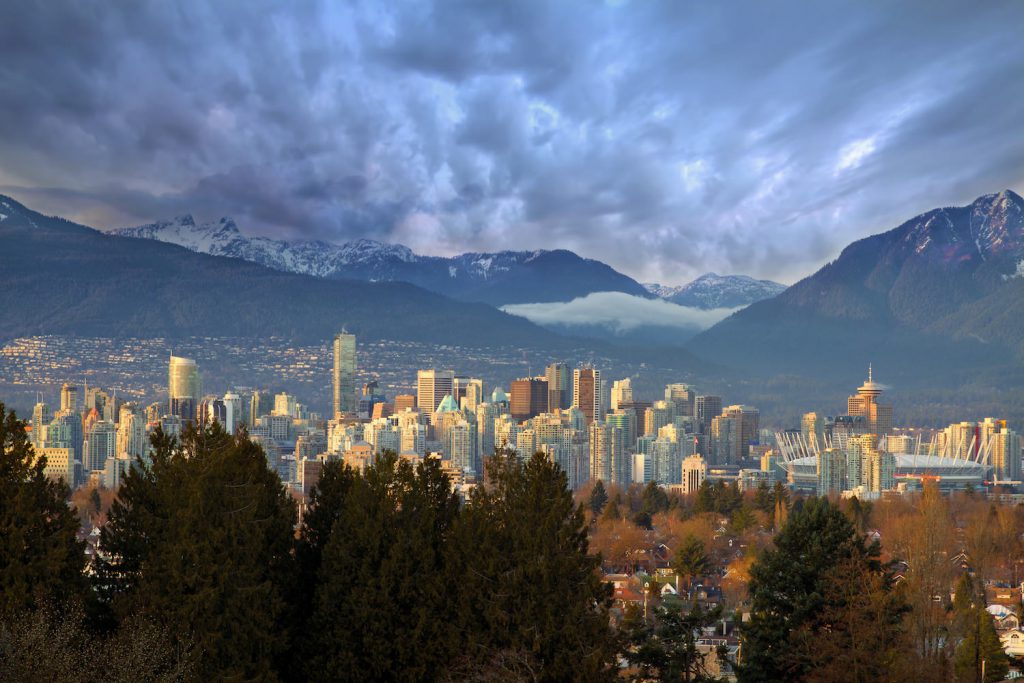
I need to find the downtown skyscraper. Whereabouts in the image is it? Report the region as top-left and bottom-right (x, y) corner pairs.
(333, 332), (356, 418)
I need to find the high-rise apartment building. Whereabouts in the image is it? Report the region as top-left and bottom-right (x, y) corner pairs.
(333, 333), (357, 418)
(510, 377), (548, 421)
(817, 448), (846, 496)
(83, 419), (116, 472)
(168, 355), (201, 424)
(644, 400), (674, 437)
(610, 378), (633, 412)
(31, 402), (52, 449)
(573, 368), (602, 425)
(417, 369), (455, 414)
(545, 362), (572, 412)
(117, 404), (146, 461)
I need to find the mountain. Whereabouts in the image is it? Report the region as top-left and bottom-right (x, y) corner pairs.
(644, 273), (786, 309)
(687, 190), (1024, 383)
(0, 195), (574, 348)
(110, 217), (650, 305)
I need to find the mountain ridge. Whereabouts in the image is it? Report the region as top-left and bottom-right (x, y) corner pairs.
(644, 273), (786, 309)
(687, 189), (1024, 381)
(110, 216), (650, 305)
(0, 194), (579, 349)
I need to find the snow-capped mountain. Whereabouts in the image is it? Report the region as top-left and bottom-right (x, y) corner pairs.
(644, 273), (786, 309)
(109, 216), (649, 305)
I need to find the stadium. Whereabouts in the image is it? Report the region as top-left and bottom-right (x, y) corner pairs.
(775, 432), (992, 493)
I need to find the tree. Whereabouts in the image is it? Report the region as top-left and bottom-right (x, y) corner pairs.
(0, 403), (85, 615)
(0, 599), (195, 682)
(601, 499), (622, 522)
(672, 535), (709, 593)
(305, 452), (460, 682)
(641, 481), (670, 516)
(294, 460), (356, 616)
(98, 423), (297, 681)
(623, 601), (726, 682)
(589, 480), (609, 517)
(753, 482), (773, 514)
(451, 450), (616, 681)
(953, 608), (1009, 683)
(740, 497), (905, 682)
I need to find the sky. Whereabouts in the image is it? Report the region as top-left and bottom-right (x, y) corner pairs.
(1, 1), (1023, 286)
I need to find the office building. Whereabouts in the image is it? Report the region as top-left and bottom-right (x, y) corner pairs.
(333, 333), (357, 418)
(510, 377), (549, 421)
(710, 415), (739, 466)
(168, 355), (201, 424)
(665, 383), (695, 417)
(681, 454), (707, 495)
(695, 395), (723, 434)
(417, 369), (455, 414)
(60, 383), (79, 415)
(723, 405), (760, 454)
(545, 362), (572, 412)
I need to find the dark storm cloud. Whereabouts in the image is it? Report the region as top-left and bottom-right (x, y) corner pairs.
(1, 0), (1023, 284)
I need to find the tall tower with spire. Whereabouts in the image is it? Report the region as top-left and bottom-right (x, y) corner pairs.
(847, 365), (893, 435)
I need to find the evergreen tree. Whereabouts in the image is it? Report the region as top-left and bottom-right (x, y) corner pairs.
(451, 450), (615, 681)
(305, 452), (460, 682)
(672, 535), (709, 593)
(590, 480), (609, 517)
(623, 601), (726, 682)
(0, 404), (85, 615)
(753, 482), (773, 514)
(740, 497), (903, 682)
(99, 423), (296, 681)
(954, 608), (1009, 683)
(601, 499), (622, 522)
(294, 460), (356, 617)
(641, 481), (670, 516)
(694, 480), (715, 513)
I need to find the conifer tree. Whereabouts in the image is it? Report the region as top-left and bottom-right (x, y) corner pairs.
(589, 479), (609, 517)
(305, 452), (460, 682)
(740, 497), (904, 682)
(0, 404), (85, 615)
(451, 450), (615, 681)
(672, 535), (709, 593)
(99, 423), (296, 681)
(954, 607), (1009, 683)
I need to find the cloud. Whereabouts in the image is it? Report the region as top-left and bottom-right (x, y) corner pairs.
(1, 0), (1023, 286)
(502, 292), (738, 335)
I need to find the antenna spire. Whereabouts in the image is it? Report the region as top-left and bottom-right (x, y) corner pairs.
(868, 363), (873, 382)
